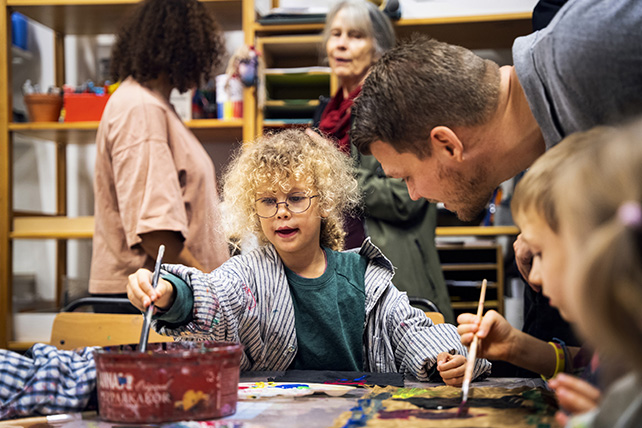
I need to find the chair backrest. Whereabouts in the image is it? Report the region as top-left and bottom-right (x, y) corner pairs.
(50, 312), (172, 350)
(407, 296), (445, 324)
(408, 296), (440, 313)
(424, 311), (445, 325)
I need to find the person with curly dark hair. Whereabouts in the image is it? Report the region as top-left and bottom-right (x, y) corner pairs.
(90, 0), (230, 312)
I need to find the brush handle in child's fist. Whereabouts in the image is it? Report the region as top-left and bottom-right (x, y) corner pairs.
(127, 268), (174, 312)
(457, 310), (516, 361)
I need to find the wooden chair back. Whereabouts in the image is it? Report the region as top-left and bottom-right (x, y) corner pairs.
(50, 312), (172, 350)
(425, 311), (445, 325)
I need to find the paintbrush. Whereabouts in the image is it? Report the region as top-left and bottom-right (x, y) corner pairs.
(457, 278), (488, 417)
(139, 244), (165, 353)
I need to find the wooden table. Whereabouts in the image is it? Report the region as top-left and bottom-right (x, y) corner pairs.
(0, 374), (548, 428)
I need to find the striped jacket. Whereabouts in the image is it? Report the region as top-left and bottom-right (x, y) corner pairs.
(156, 238), (491, 381)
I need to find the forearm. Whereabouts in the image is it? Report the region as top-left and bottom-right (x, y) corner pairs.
(507, 330), (557, 377)
(139, 230), (205, 271)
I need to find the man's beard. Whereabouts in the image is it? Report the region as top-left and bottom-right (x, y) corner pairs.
(438, 162), (494, 222)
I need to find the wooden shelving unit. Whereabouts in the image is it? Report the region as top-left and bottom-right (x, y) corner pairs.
(437, 242), (506, 317)
(255, 34), (335, 134)
(0, 0), (244, 349)
(435, 227), (520, 317)
(245, 3), (533, 140)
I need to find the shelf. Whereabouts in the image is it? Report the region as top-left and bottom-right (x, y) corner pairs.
(394, 13), (532, 49)
(265, 100), (320, 107)
(435, 226), (519, 236)
(253, 12), (532, 49)
(187, 119), (244, 142)
(451, 300), (500, 310)
(437, 244), (500, 250)
(258, 34), (324, 68)
(9, 119), (243, 144)
(11, 216), (94, 239)
(11, 218), (514, 247)
(10, 121), (100, 144)
(11, 45), (33, 65)
(441, 263), (499, 271)
(263, 119), (312, 124)
(7, 0), (242, 34)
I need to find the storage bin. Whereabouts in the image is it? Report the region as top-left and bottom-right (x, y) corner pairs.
(64, 93), (110, 122)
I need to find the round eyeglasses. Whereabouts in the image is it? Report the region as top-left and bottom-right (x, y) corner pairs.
(255, 193), (319, 218)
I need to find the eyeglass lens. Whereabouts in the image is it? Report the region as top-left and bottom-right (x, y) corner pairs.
(256, 194), (317, 218)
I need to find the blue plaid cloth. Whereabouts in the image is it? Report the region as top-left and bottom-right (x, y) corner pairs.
(0, 343), (96, 419)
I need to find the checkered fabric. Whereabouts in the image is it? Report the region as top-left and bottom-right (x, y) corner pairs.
(0, 343), (96, 419)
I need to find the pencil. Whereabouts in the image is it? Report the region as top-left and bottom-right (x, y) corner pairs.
(458, 278), (488, 416)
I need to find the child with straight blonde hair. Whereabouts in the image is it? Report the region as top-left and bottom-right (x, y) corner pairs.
(458, 128), (614, 422)
(552, 119), (642, 427)
(127, 129), (490, 384)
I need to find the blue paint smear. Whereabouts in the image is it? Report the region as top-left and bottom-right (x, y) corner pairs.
(342, 396), (388, 427)
(275, 383), (310, 389)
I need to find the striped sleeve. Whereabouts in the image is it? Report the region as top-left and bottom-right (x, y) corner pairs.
(379, 285), (491, 381)
(152, 248), (298, 372)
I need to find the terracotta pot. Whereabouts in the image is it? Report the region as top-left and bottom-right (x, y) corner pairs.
(24, 93), (63, 122)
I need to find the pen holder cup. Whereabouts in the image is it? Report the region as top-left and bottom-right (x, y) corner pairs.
(94, 341), (243, 423)
(24, 93), (63, 122)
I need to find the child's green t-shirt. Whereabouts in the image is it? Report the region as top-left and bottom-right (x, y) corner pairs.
(285, 247), (367, 371)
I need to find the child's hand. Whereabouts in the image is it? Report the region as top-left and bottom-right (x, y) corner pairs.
(436, 352), (466, 386)
(457, 310), (515, 361)
(548, 373), (601, 425)
(127, 268), (174, 313)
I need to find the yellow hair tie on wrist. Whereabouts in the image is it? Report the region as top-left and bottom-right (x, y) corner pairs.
(542, 341), (565, 381)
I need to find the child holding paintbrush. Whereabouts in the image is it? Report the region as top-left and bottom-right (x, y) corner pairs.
(127, 129), (491, 384)
(457, 128), (609, 421)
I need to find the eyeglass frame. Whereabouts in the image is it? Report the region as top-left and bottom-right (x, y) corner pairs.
(254, 193), (320, 218)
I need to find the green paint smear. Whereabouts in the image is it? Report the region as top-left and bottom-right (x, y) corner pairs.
(392, 388), (432, 399)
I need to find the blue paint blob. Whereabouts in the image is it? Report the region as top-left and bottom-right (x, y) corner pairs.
(275, 383), (310, 389)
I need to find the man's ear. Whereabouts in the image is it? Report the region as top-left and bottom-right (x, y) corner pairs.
(430, 126), (464, 162)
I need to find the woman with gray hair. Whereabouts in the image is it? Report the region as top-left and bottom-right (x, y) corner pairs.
(313, 0), (455, 322)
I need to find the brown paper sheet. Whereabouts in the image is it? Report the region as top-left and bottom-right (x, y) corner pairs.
(331, 385), (561, 428)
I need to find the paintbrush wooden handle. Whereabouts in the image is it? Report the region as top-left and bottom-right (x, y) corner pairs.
(139, 244), (165, 352)
(464, 335), (480, 381)
(461, 279), (488, 400)
(476, 279), (488, 318)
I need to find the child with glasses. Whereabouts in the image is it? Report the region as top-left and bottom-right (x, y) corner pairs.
(127, 129), (490, 385)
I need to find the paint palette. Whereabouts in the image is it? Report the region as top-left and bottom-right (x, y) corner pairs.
(238, 381), (355, 399)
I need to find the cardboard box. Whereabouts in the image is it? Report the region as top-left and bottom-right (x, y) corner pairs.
(64, 93), (110, 122)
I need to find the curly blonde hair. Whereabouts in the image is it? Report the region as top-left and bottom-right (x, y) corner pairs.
(221, 129), (362, 252)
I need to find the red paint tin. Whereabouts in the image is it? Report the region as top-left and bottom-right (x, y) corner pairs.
(94, 342), (243, 423)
